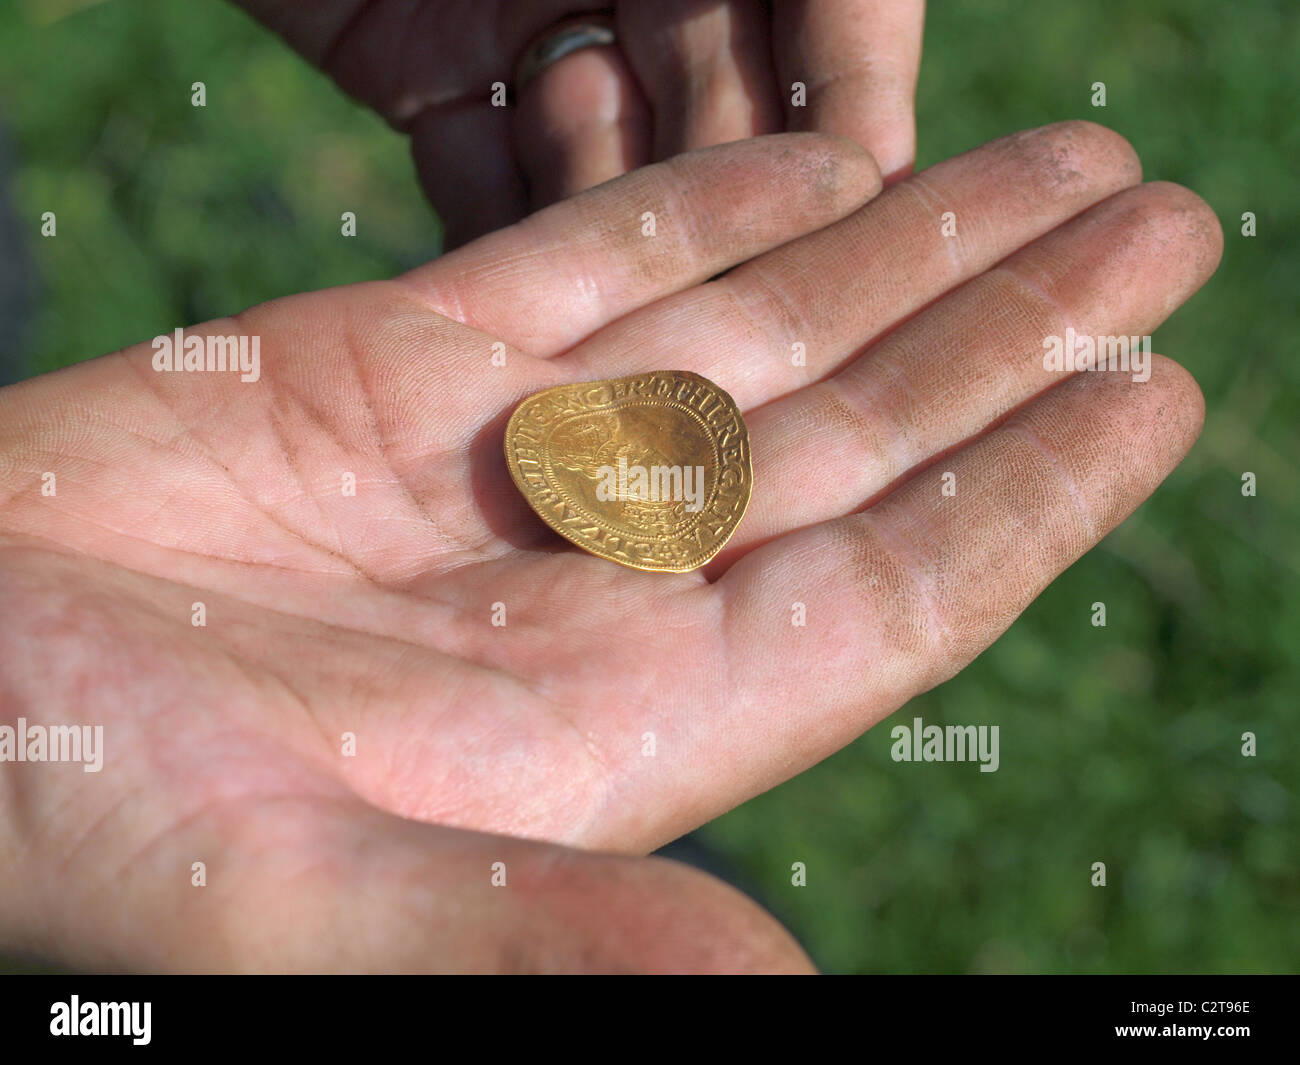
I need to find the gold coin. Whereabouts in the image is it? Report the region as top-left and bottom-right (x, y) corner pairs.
(504, 371), (752, 572)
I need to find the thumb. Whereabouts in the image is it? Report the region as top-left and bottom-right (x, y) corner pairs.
(19, 795), (815, 973)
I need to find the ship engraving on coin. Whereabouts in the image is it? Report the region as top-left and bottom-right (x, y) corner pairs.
(505, 371), (752, 572)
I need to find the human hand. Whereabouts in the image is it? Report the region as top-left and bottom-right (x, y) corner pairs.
(0, 123), (1220, 971)
(234, 0), (924, 246)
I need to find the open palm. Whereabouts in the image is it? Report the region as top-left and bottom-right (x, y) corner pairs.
(0, 124), (1220, 972)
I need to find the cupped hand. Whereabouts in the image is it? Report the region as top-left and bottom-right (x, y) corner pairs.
(0, 123), (1220, 972)
(235, 0), (925, 246)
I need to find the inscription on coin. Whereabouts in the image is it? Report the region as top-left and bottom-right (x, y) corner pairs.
(505, 371), (752, 572)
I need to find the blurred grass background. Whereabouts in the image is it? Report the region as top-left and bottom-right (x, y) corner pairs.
(0, 0), (1295, 972)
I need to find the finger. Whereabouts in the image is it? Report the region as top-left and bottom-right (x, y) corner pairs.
(562, 120), (1141, 404)
(236, 0), (607, 247)
(617, 0), (785, 158)
(401, 132), (881, 356)
(11, 789), (813, 973)
(514, 42), (653, 210)
(720, 181), (1224, 559)
(711, 355), (1204, 800)
(775, 0), (925, 182)
(409, 103), (530, 249)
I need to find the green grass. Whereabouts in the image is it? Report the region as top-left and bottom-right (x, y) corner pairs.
(1, 0), (1295, 972)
